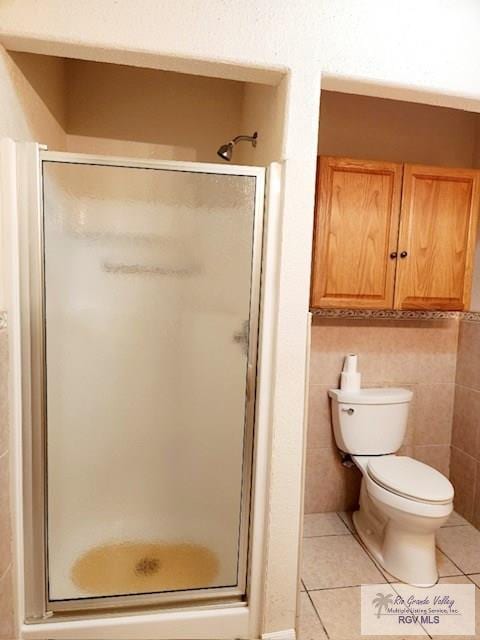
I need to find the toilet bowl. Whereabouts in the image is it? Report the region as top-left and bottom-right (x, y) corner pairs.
(328, 386), (454, 587)
(352, 454), (453, 586)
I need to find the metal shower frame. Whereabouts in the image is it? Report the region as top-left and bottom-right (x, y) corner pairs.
(17, 145), (266, 620)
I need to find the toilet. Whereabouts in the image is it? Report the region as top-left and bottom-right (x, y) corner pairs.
(328, 387), (454, 587)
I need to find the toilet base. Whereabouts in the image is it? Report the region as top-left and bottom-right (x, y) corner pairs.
(353, 510), (438, 587)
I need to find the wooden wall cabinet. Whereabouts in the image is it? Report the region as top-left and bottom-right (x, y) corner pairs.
(311, 156), (480, 311)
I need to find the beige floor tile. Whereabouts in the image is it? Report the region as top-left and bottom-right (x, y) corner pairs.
(434, 576), (479, 639)
(432, 575), (470, 585)
(467, 574), (480, 588)
(443, 511), (470, 527)
(310, 585), (427, 639)
(303, 512), (350, 537)
(337, 510), (356, 533)
(297, 592), (327, 640)
(437, 548), (463, 577)
(437, 525), (480, 574)
(302, 535), (385, 590)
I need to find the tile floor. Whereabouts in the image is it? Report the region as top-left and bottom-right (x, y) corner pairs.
(299, 511), (480, 639)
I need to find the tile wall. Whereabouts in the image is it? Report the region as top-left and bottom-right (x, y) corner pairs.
(452, 319), (480, 528)
(306, 317), (459, 513)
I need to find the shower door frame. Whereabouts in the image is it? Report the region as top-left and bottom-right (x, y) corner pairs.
(20, 146), (266, 620)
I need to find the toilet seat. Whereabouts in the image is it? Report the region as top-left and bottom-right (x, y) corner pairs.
(367, 455), (454, 505)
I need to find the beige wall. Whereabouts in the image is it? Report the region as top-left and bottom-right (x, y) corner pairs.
(306, 318), (459, 513)
(0, 47), (70, 640)
(3, 52), (267, 167)
(318, 91), (479, 167)
(0, 50), (67, 150)
(237, 80), (286, 165)
(451, 319), (480, 527)
(468, 119), (480, 311)
(65, 59), (246, 163)
(474, 119), (480, 169)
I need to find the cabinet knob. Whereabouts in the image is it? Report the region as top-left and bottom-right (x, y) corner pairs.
(390, 252), (397, 259)
(400, 251), (408, 258)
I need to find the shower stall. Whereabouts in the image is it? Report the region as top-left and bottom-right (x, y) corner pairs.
(13, 144), (266, 627)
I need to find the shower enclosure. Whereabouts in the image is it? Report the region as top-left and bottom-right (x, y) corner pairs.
(18, 148), (265, 619)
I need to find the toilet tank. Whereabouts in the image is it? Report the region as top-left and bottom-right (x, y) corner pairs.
(328, 388), (413, 455)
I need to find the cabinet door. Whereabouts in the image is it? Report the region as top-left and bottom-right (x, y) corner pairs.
(311, 156), (403, 308)
(394, 165), (480, 310)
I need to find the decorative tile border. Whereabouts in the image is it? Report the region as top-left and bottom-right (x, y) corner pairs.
(461, 311), (480, 323)
(1, 308), (480, 329)
(311, 308), (461, 321)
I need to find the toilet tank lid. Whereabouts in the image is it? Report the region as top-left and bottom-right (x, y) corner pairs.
(328, 387), (413, 405)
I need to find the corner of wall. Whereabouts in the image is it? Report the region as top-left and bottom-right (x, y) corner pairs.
(473, 114), (480, 169)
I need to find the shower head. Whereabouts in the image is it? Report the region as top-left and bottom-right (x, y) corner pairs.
(217, 131), (258, 161)
(217, 142), (234, 161)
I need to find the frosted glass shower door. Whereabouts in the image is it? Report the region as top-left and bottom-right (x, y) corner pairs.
(41, 157), (263, 608)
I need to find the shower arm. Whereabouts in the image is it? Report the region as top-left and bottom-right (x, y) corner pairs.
(232, 133), (258, 147)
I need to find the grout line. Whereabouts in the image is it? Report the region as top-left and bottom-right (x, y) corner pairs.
(335, 511), (356, 534)
(303, 532), (352, 539)
(305, 589), (331, 639)
(307, 583), (367, 592)
(0, 563), (11, 584)
(435, 544), (467, 578)
(465, 575), (480, 589)
(450, 444), (478, 464)
(465, 574), (480, 590)
(455, 382), (480, 394)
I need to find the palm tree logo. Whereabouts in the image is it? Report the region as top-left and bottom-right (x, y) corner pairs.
(372, 592), (394, 618)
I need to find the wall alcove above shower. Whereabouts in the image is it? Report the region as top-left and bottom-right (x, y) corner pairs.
(7, 50), (284, 167)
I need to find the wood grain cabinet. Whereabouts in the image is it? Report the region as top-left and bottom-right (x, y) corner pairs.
(311, 156), (480, 311)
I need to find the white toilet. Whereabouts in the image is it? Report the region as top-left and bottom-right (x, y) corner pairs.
(328, 386), (454, 587)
